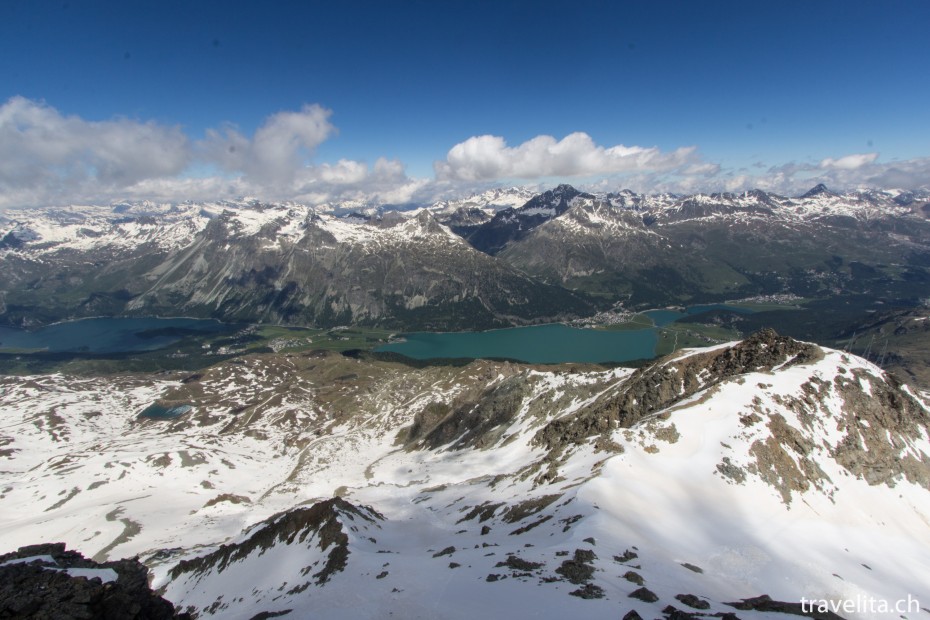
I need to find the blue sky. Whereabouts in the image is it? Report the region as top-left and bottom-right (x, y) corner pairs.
(1, 0), (929, 207)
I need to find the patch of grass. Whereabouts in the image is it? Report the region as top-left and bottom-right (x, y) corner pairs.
(725, 299), (810, 312)
(655, 322), (740, 357)
(298, 327), (395, 352)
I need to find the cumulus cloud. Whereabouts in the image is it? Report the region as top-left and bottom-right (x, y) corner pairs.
(291, 157), (430, 206)
(819, 152), (878, 170)
(313, 159), (368, 184)
(649, 152), (930, 197)
(201, 104), (335, 185)
(0, 96), (189, 195)
(0, 98), (424, 209)
(1, 96), (927, 210)
(435, 132), (698, 181)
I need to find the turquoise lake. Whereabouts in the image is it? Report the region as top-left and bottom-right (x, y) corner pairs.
(0, 317), (235, 354)
(378, 305), (753, 363)
(0, 304), (754, 362)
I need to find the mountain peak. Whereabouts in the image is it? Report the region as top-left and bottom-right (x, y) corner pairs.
(522, 184), (591, 214)
(800, 183), (833, 198)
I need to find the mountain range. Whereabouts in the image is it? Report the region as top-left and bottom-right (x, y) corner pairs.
(2, 184), (929, 331)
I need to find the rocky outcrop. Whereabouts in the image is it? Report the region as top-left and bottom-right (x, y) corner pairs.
(169, 498), (382, 586)
(0, 542), (188, 619)
(831, 369), (930, 488)
(759, 366), (930, 496)
(535, 329), (823, 453)
(726, 594), (846, 620)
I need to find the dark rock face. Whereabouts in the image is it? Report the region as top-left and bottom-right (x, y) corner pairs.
(437, 207), (493, 238)
(555, 548), (597, 584)
(536, 329), (823, 453)
(676, 593), (711, 610)
(628, 586), (659, 602)
(495, 555), (544, 571)
(0, 543), (188, 619)
(801, 183), (833, 198)
(726, 594), (846, 620)
(622, 570), (645, 585)
(0, 231), (23, 250)
(432, 546), (456, 558)
(614, 549), (639, 563)
(569, 583), (605, 599)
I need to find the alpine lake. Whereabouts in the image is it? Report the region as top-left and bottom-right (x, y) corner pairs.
(376, 304), (757, 364)
(0, 303), (763, 371)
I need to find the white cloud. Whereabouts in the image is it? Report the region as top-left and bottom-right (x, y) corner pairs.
(435, 132), (699, 181)
(292, 157), (429, 206)
(638, 152), (930, 197)
(312, 159), (368, 185)
(0, 98), (428, 209)
(819, 152), (879, 170)
(1, 97), (927, 210)
(201, 104), (335, 185)
(681, 162), (721, 176)
(864, 159), (930, 189)
(0, 96), (189, 195)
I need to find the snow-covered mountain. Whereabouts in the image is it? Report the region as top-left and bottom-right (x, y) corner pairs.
(492, 185), (930, 305)
(367, 187), (542, 240)
(466, 184), (594, 255)
(2, 184), (929, 329)
(456, 184), (928, 260)
(428, 186), (538, 215)
(0, 200), (591, 329)
(1, 332), (928, 619)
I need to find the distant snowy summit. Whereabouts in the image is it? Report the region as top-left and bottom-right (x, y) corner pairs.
(2, 184), (926, 252)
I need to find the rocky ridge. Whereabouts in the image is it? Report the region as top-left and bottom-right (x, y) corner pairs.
(0, 542), (188, 619)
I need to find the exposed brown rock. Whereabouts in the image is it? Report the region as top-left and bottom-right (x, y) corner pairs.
(535, 330), (823, 454)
